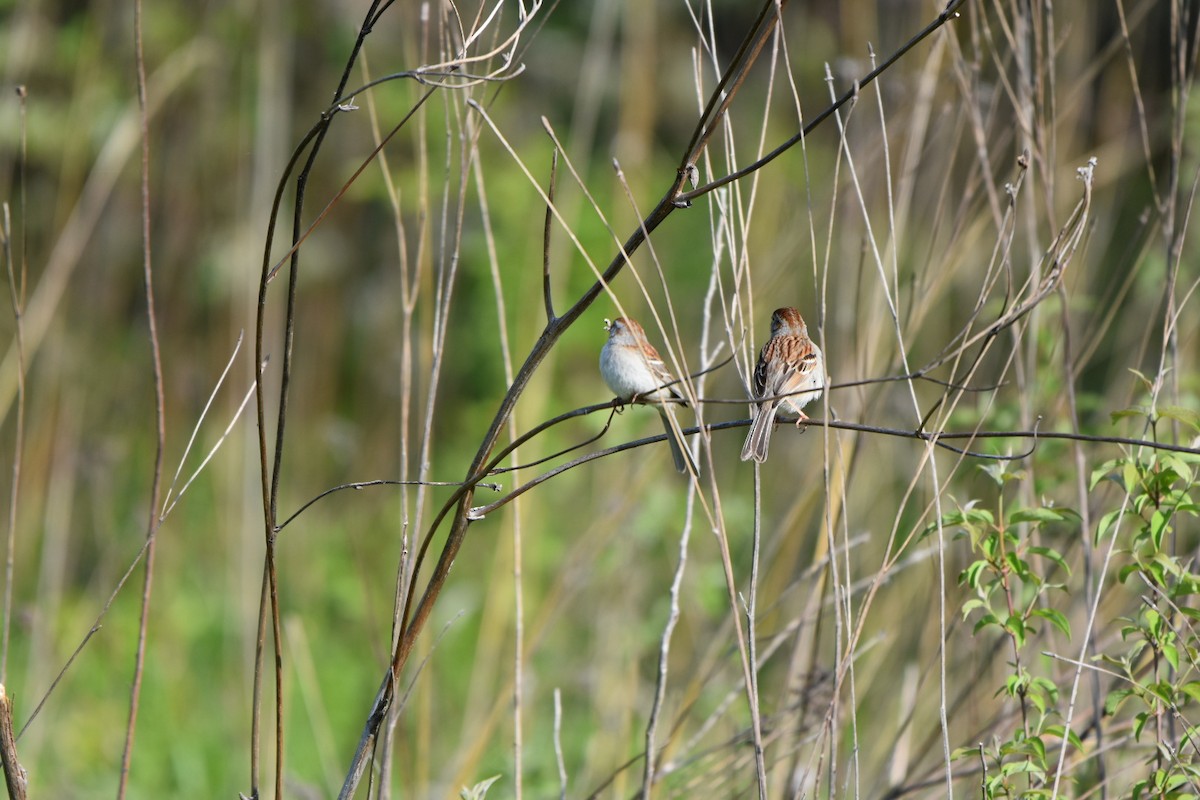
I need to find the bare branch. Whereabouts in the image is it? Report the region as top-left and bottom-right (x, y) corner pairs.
(543, 149), (558, 323)
(0, 686), (26, 800)
(118, 2), (168, 795)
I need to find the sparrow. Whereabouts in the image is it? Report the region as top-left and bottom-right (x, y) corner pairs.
(599, 317), (697, 474)
(740, 306), (825, 463)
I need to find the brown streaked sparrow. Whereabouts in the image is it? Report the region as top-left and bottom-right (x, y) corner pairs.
(599, 317), (697, 475)
(740, 306), (825, 463)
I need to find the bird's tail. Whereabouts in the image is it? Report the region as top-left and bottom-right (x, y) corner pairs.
(658, 408), (698, 475)
(740, 404), (775, 463)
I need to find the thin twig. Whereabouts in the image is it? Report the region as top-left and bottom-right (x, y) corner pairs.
(0, 86), (28, 688)
(543, 150), (558, 323)
(159, 361), (265, 523)
(17, 531), (155, 740)
(278, 479), (503, 532)
(554, 688), (567, 799)
(0, 685), (26, 800)
(118, 1), (167, 794)
(745, 467), (768, 799)
(160, 333), (244, 516)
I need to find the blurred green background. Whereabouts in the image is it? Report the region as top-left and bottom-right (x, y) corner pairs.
(1, 0), (1197, 797)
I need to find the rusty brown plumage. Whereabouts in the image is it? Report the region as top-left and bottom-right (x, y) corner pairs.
(741, 307), (825, 463)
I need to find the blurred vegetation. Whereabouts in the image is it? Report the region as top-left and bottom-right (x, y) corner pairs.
(1, 0), (1199, 798)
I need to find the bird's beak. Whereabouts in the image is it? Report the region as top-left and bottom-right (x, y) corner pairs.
(603, 318), (612, 331)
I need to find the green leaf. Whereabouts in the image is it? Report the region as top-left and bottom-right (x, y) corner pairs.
(1145, 607), (1163, 636)
(1006, 552), (1031, 580)
(1032, 607), (1071, 639)
(1134, 710), (1149, 741)
(1091, 459), (1124, 490)
(1163, 642), (1180, 672)
(1148, 681), (1174, 704)
(979, 461), (1007, 486)
(1151, 509), (1171, 550)
(1105, 688), (1135, 715)
(969, 508), (997, 526)
(1097, 652), (1128, 668)
(1010, 507), (1066, 524)
(1098, 508), (1129, 542)
(1168, 494), (1199, 515)
(1044, 724), (1084, 751)
(998, 758), (1043, 778)
(461, 775), (503, 800)
(1163, 454), (1196, 483)
(1162, 770), (1191, 792)
(950, 746), (981, 761)
(1152, 552), (1185, 580)
(961, 560), (990, 589)
(1149, 464), (1181, 489)
(1184, 725), (1200, 750)
(1118, 563), (1142, 584)
(1145, 559), (1167, 586)
(1128, 368), (1153, 392)
(1180, 682), (1200, 704)
(981, 534), (999, 561)
(1123, 461), (1142, 493)
(1028, 545), (1071, 576)
(1112, 407), (1148, 424)
(1006, 615), (1027, 648)
(1031, 676), (1060, 702)
(961, 598), (987, 618)
(1134, 492), (1152, 515)
(1158, 406), (1200, 432)
(1026, 734), (1046, 766)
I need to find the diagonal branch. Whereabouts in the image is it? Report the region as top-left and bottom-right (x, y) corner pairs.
(675, 0), (968, 206)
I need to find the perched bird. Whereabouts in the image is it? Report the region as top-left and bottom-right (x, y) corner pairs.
(599, 317), (697, 475)
(740, 307), (825, 463)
